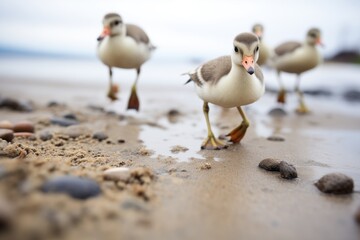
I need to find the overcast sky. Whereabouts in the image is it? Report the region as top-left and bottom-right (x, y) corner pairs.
(0, 0), (359, 61)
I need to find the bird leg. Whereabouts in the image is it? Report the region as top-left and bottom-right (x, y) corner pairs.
(276, 71), (286, 104)
(294, 75), (310, 114)
(127, 68), (140, 111)
(201, 102), (228, 150)
(226, 107), (249, 143)
(107, 67), (119, 101)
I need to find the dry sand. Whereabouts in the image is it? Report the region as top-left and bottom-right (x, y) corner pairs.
(0, 75), (360, 240)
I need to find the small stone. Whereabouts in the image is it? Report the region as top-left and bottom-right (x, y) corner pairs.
(14, 132), (36, 140)
(168, 109), (180, 116)
(61, 125), (91, 139)
(267, 135), (285, 142)
(268, 107), (287, 117)
(0, 98), (33, 111)
(39, 131), (53, 141)
(355, 207), (360, 224)
(103, 167), (131, 182)
(92, 132), (108, 141)
(200, 162), (212, 170)
(279, 161), (298, 179)
(63, 113), (77, 120)
(118, 139), (126, 144)
(259, 158), (281, 171)
(13, 121), (35, 133)
(170, 145), (189, 153)
(50, 117), (79, 127)
(41, 176), (101, 200)
(343, 90), (360, 102)
(0, 129), (14, 142)
(0, 120), (14, 130)
(315, 173), (354, 194)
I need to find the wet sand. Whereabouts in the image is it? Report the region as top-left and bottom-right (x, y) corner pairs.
(0, 74), (360, 240)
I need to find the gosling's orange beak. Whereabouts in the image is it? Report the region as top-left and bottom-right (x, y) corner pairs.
(97, 27), (111, 41)
(316, 38), (324, 47)
(242, 55), (255, 75)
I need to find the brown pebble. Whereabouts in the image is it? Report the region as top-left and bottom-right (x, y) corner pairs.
(315, 173), (354, 194)
(0, 129), (14, 142)
(200, 162), (212, 170)
(0, 120), (14, 130)
(279, 161), (297, 179)
(13, 121), (34, 133)
(259, 158), (281, 171)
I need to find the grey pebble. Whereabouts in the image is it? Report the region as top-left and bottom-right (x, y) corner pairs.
(39, 131), (53, 141)
(41, 175), (101, 200)
(267, 135), (285, 142)
(93, 132), (108, 141)
(268, 107), (287, 117)
(279, 161), (298, 179)
(259, 158), (281, 171)
(343, 90), (360, 102)
(315, 173), (354, 194)
(50, 117), (79, 127)
(63, 113), (77, 120)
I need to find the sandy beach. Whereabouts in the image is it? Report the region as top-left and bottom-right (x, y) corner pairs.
(0, 64), (360, 240)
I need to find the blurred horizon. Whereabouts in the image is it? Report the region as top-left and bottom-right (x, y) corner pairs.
(0, 0), (360, 62)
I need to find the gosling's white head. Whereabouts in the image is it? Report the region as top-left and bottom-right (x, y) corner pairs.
(98, 13), (125, 41)
(231, 32), (260, 75)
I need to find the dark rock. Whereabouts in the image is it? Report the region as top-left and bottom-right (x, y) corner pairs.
(0, 98), (33, 112)
(118, 139), (126, 144)
(303, 89), (333, 97)
(39, 131), (53, 141)
(315, 173), (354, 194)
(13, 121), (34, 133)
(355, 207), (360, 224)
(279, 161), (298, 179)
(343, 90), (360, 102)
(259, 158), (281, 171)
(168, 109), (180, 117)
(41, 176), (101, 200)
(50, 117), (79, 127)
(63, 113), (77, 120)
(267, 135), (285, 142)
(268, 107), (287, 117)
(0, 129), (14, 142)
(93, 132), (108, 141)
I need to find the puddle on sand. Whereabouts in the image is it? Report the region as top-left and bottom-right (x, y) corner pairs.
(139, 115), (222, 162)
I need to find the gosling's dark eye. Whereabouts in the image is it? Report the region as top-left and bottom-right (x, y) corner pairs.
(309, 33), (316, 38)
(114, 20), (120, 25)
(256, 46), (259, 52)
(234, 46), (238, 53)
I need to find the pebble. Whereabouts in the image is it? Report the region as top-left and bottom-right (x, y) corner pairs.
(267, 135), (285, 142)
(13, 121), (35, 133)
(93, 132), (108, 141)
(315, 173), (354, 194)
(118, 139), (126, 144)
(259, 158), (281, 171)
(103, 167), (131, 182)
(41, 175), (101, 200)
(50, 117), (79, 127)
(0, 120), (14, 130)
(279, 161), (298, 179)
(0, 98), (33, 112)
(268, 107), (287, 117)
(63, 113), (77, 120)
(61, 125), (91, 139)
(14, 132), (36, 140)
(39, 131), (53, 141)
(355, 207), (360, 224)
(343, 90), (360, 102)
(0, 129), (14, 142)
